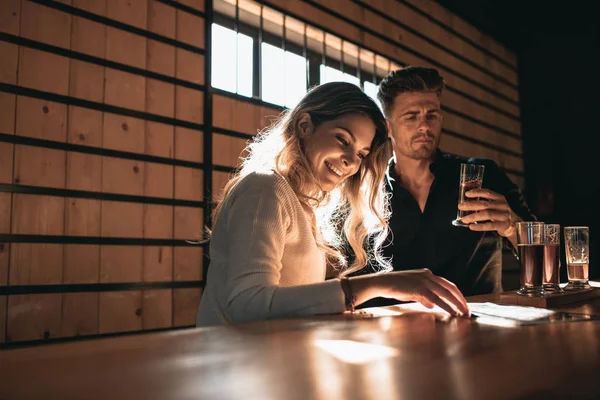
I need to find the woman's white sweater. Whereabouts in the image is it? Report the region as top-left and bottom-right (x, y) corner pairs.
(196, 171), (346, 327)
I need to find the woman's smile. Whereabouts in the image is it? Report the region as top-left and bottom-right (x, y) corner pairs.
(325, 160), (343, 177)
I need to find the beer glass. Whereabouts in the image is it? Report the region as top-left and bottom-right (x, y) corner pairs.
(516, 221), (545, 296)
(452, 163), (485, 227)
(543, 224), (563, 294)
(564, 226), (590, 290)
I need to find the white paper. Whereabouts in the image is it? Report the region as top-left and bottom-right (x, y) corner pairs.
(467, 302), (555, 322)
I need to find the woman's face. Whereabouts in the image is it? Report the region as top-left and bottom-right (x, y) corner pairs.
(300, 113), (376, 191)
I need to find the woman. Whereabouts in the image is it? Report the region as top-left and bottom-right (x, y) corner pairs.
(197, 82), (469, 327)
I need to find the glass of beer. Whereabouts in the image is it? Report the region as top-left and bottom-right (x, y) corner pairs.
(452, 163), (485, 227)
(543, 224), (563, 294)
(516, 221), (545, 296)
(564, 226), (590, 290)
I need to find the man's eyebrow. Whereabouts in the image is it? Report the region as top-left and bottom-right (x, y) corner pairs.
(336, 126), (371, 151)
(398, 108), (440, 117)
(400, 110), (419, 117)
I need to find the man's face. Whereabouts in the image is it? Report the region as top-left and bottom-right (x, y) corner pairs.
(386, 92), (442, 160)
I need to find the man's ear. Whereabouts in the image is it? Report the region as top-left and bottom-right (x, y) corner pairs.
(297, 113), (313, 138)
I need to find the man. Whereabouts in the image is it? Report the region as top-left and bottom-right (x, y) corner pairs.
(373, 66), (535, 296)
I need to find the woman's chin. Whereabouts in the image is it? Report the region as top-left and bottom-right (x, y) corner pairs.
(315, 178), (334, 192)
(321, 178), (343, 192)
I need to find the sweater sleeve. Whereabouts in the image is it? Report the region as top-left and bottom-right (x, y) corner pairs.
(218, 173), (345, 324)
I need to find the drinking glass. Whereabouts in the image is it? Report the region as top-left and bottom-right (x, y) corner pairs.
(516, 221), (545, 296)
(452, 163), (485, 227)
(564, 226), (590, 290)
(542, 224), (563, 294)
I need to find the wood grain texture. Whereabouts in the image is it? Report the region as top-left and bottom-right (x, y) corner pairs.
(143, 246), (173, 282)
(142, 289), (172, 330)
(20, 0), (71, 48)
(314, 0), (518, 98)
(174, 246), (203, 282)
(0, 296), (6, 342)
(0, 41), (19, 85)
(0, 143), (14, 184)
(71, 16), (106, 58)
(60, 292), (99, 337)
(16, 96), (67, 141)
(98, 291), (142, 333)
(176, 0), (205, 12)
(6, 294), (62, 342)
(148, 0), (176, 38)
(145, 121), (174, 158)
(213, 133), (249, 167)
(404, 0), (517, 66)
(0, 0), (21, 36)
(358, 0), (518, 86)
(18, 48), (70, 96)
(0, 194), (10, 288)
(174, 167), (203, 201)
(173, 287), (202, 326)
(2, 294), (600, 399)
(147, 40), (176, 76)
(176, 9), (205, 49)
(175, 127), (203, 162)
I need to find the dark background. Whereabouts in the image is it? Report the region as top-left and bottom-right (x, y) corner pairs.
(440, 0), (600, 280)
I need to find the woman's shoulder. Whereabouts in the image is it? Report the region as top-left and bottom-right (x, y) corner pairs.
(236, 170), (292, 193)
(229, 170), (299, 207)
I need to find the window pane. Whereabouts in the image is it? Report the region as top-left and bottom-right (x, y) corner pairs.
(211, 23), (253, 96)
(261, 43), (285, 106)
(211, 24), (236, 93)
(363, 81), (382, 110)
(320, 65), (360, 87)
(237, 34), (253, 97)
(261, 43), (307, 108)
(284, 51), (307, 108)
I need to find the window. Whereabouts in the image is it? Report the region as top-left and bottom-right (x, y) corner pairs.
(261, 43), (307, 108)
(319, 65), (360, 87)
(363, 81), (382, 110)
(211, 0), (399, 109)
(211, 23), (254, 97)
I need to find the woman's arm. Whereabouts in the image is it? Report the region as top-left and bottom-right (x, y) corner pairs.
(216, 173), (345, 323)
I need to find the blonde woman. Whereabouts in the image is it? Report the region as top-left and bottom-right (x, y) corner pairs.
(197, 82), (469, 327)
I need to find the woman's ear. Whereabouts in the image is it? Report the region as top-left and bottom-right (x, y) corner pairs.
(297, 113), (313, 138)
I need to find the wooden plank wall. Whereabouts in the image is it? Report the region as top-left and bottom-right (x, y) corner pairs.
(267, 0), (523, 186)
(0, 0), (522, 345)
(0, 0), (207, 345)
(210, 0), (523, 192)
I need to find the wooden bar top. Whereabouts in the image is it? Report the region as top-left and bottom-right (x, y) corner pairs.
(2, 290), (600, 399)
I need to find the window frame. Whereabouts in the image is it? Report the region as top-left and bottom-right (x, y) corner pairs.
(212, 12), (383, 107)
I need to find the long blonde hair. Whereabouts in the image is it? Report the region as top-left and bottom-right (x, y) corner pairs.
(213, 82), (393, 277)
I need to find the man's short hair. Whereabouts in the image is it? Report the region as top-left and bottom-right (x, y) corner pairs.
(377, 66), (445, 117)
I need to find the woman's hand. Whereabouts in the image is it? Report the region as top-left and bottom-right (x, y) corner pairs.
(349, 269), (470, 317)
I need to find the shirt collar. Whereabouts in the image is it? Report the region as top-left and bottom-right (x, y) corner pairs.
(386, 149), (451, 192)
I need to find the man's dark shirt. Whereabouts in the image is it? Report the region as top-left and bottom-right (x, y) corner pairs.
(358, 151), (535, 304)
